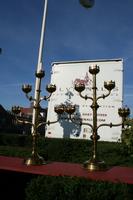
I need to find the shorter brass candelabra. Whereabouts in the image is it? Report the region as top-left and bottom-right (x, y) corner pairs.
(12, 0), (62, 166)
(12, 72), (63, 165)
(55, 64), (130, 171)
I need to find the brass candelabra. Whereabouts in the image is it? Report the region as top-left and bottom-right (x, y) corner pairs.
(12, 81), (61, 165)
(55, 64), (130, 171)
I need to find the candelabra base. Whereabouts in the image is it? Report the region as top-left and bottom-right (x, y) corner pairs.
(24, 153), (46, 166)
(83, 158), (106, 171)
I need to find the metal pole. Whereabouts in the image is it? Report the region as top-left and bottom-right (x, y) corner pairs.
(92, 73), (97, 160)
(32, 0), (48, 133)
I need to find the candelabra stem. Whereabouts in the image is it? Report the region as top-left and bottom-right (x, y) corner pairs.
(92, 73), (97, 159)
(24, 134), (45, 166)
(84, 73), (106, 171)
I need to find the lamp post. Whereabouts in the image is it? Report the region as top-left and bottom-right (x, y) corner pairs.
(56, 64), (130, 171)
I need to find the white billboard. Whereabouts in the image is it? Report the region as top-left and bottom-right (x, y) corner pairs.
(45, 59), (123, 142)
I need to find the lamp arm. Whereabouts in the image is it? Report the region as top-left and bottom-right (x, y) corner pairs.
(79, 92), (93, 101)
(39, 93), (52, 102)
(37, 115), (61, 128)
(80, 122), (94, 130)
(97, 122), (122, 130)
(25, 93), (35, 102)
(97, 90), (111, 101)
(15, 117), (32, 125)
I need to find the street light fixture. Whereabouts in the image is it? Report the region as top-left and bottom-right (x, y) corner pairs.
(79, 0), (95, 8)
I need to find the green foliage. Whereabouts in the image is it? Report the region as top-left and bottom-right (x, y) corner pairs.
(0, 133), (133, 166)
(0, 133), (31, 147)
(121, 119), (133, 155)
(0, 134), (133, 200)
(38, 137), (91, 163)
(25, 176), (133, 200)
(0, 145), (31, 157)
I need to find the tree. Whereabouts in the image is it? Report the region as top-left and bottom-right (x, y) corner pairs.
(121, 118), (133, 154)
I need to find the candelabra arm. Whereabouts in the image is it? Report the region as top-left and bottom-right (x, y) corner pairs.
(79, 92), (93, 101)
(37, 115), (61, 128)
(14, 116), (32, 126)
(25, 93), (35, 102)
(97, 90), (111, 101)
(97, 122), (122, 130)
(40, 93), (52, 102)
(81, 122), (94, 130)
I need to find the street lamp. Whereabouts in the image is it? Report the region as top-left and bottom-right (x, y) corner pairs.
(79, 0), (95, 8)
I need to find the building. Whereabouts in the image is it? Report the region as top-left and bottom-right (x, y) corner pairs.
(46, 59), (123, 142)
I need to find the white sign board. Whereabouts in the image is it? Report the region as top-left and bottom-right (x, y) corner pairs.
(45, 59), (123, 142)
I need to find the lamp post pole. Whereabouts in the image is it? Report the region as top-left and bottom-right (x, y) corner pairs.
(32, 0), (48, 133)
(25, 0), (49, 165)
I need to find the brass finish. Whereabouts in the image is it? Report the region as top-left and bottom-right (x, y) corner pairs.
(54, 104), (76, 115)
(104, 80), (115, 91)
(13, 77), (58, 166)
(73, 64), (130, 171)
(24, 133), (46, 165)
(118, 107), (130, 118)
(54, 105), (65, 115)
(35, 69), (45, 78)
(22, 84), (32, 93)
(118, 107), (130, 128)
(64, 105), (76, 114)
(24, 153), (45, 165)
(75, 83), (85, 92)
(89, 64), (100, 74)
(12, 106), (21, 115)
(46, 84), (56, 93)
(22, 81), (57, 166)
(84, 159), (106, 171)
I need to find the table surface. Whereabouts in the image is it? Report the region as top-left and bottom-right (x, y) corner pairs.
(0, 156), (133, 184)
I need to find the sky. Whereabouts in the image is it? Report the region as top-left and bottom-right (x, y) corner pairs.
(0, 0), (133, 115)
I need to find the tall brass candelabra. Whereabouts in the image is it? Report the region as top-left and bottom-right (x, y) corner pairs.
(56, 64), (130, 171)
